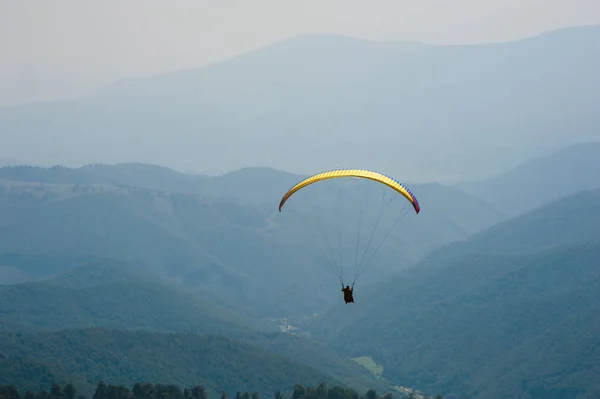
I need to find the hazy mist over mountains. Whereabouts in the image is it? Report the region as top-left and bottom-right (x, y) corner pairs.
(1, 19), (600, 399)
(2, 25), (599, 183)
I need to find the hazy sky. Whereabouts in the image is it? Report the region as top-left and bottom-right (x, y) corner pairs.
(1, 0), (599, 106)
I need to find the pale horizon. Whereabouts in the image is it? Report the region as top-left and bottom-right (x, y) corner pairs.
(1, 0), (599, 106)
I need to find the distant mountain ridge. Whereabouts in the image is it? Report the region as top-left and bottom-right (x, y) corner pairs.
(455, 141), (600, 216)
(1, 25), (599, 183)
(0, 163), (504, 318)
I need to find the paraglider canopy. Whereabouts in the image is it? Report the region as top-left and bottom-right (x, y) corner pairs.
(277, 168), (420, 289)
(279, 169), (420, 214)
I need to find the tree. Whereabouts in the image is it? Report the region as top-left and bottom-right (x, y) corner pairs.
(0, 385), (21, 399)
(132, 383), (146, 399)
(106, 384), (131, 399)
(292, 385), (305, 399)
(93, 381), (107, 399)
(63, 384), (76, 399)
(164, 384), (183, 399)
(316, 383), (327, 399)
(191, 386), (207, 399)
(50, 384), (63, 399)
(326, 386), (345, 399)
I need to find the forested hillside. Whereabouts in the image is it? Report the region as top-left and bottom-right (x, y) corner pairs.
(309, 188), (600, 399)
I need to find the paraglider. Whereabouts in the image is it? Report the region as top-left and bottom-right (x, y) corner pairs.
(341, 284), (354, 304)
(278, 169), (420, 303)
(278, 169), (420, 213)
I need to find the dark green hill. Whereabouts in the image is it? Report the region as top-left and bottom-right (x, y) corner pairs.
(42, 258), (158, 289)
(0, 272), (249, 335)
(318, 243), (600, 399)
(0, 355), (90, 396)
(308, 189), (600, 398)
(0, 259), (382, 392)
(0, 328), (357, 398)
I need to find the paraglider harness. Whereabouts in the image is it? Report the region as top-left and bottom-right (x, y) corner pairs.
(341, 282), (355, 304)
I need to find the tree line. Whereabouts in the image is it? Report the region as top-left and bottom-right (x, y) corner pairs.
(0, 382), (443, 399)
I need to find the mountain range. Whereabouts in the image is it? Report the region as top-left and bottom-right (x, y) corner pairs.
(456, 141), (600, 217)
(308, 185), (600, 399)
(0, 162), (506, 319)
(1, 25), (599, 183)
(1, 140), (600, 397)
(1, 35), (600, 397)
